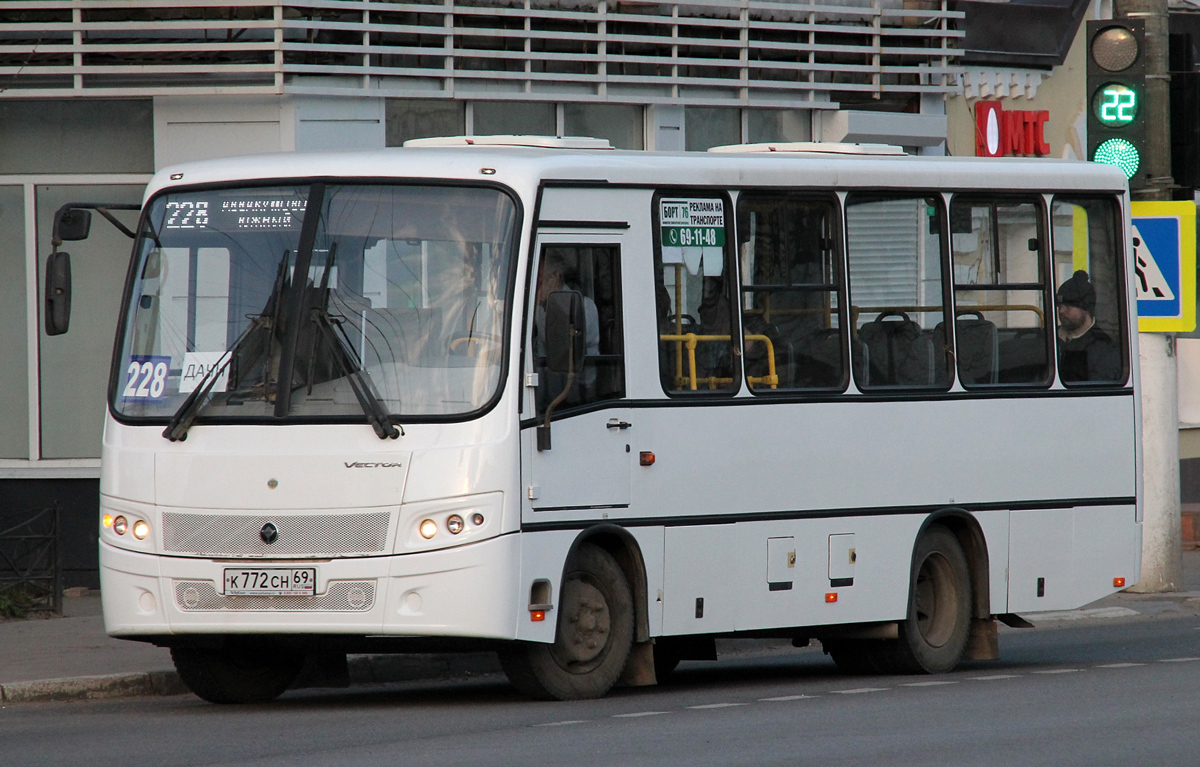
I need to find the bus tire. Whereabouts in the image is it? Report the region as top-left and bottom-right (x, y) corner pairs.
(881, 525), (972, 675)
(500, 543), (634, 700)
(170, 643), (303, 704)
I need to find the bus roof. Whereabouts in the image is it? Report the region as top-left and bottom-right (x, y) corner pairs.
(147, 144), (1130, 202)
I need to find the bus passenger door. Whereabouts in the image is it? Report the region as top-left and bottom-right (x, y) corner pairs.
(523, 240), (631, 512)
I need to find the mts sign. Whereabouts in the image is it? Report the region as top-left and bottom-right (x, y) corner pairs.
(975, 101), (1051, 157)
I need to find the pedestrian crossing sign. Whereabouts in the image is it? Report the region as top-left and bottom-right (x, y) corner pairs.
(1131, 201), (1196, 333)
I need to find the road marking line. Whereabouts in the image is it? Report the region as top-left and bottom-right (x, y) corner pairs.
(1032, 669), (1081, 675)
(902, 680), (959, 687)
(1096, 663), (1145, 668)
(688, 703), (749, 709)
(1160, 657), (1200, 663)
(613, 711), (669, 718)
(535, 720), (587, 727)
(759, 695), (817, 701)
(831, 687), (888, 694)
(970, 674), (1020, 681)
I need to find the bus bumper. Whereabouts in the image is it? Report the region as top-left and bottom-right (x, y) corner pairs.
(100, 534), (522, 640)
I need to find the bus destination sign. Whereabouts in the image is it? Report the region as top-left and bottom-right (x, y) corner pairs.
(660, 198), (725, 248)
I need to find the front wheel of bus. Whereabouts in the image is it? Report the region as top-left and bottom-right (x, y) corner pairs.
(171, 643), (303, 704)
(500, 543), (634, 700)
(887, 525), (972, 675)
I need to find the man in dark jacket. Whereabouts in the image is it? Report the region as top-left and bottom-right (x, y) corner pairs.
(1056, 269), (1122, 383)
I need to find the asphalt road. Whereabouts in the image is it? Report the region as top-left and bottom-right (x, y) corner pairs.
(3, 615), (1198, 767)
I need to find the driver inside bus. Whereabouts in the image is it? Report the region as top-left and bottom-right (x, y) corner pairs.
(533, 252), (599, 408)
(1056, 269), (1121, 383)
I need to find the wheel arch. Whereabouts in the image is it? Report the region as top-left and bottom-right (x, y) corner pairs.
(914, 509), (992, 621)
(562, 524), (650, 643)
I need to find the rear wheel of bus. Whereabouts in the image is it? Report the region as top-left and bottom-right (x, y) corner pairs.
(887, 524), (972, 674)
(500, 542), (634, 700)
(825, 524), (971, 676)
(171, 642), (303, 704)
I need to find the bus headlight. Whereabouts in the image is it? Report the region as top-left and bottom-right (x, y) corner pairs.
(132, 520), (150, 540)
(446, 515), (464, 535)
(113, 516), (128, 535)
(419, 519), (438, 539)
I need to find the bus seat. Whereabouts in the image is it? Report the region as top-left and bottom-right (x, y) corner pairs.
(951, 312), (999, 385)
(996, 327), (1049, 383)
(786, 327), (845, 389)
(858, 312), (934, 386)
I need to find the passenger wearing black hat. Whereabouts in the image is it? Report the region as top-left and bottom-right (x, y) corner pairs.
(1056, 270), (1121, 383)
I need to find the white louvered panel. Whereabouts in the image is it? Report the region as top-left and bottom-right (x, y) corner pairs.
(847, 198), (921, 313)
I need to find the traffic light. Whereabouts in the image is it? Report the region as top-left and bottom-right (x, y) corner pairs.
(1086, 19), (1147, 187)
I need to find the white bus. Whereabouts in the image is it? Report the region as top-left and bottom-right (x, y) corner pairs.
(66, 138), (1141, 703)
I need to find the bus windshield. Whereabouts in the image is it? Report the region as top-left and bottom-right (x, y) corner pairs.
(112, 183), (520, 425)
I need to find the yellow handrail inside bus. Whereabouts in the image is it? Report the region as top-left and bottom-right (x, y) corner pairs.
(659, 333), (778, 390)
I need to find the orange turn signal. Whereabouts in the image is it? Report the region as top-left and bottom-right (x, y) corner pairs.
(102, 514), (114, 528)
(530, 610), (546, 622)
(825, 592), (838, 603)
(640, 451), (655, 466)
(1113, 577), (1126, 588)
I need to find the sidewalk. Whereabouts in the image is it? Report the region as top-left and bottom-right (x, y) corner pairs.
(3, 551), (1198, 705)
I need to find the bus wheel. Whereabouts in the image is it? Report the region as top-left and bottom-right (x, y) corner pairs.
(500, 543), (634, 700)
(884, 525), (972, 675)
(170, 643), (303, 704)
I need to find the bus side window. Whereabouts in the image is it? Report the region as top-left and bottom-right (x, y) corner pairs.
(950, 198), (1050, 386)
(735, 193), (845, 392)
(1050, 197), (1128, 385)
(655, 195), (739, 394)
(845, 195), (950, 389)
(532, 244), (624, 414)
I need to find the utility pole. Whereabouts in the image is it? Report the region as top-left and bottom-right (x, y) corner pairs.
(1118, 0), (1182, 592)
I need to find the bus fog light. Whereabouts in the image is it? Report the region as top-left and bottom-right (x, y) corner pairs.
(471, 513), (484, 526)
(419, 519), (438, 539)
(446, 515), (464, 535)
(132, 520), (150, 540)
(113, 516), (128, 535)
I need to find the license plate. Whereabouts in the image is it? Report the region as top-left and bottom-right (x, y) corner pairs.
(223, 568), (316, 596)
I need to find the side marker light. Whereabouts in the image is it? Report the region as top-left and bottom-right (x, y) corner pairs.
(825, 592), (838, 603)
(1113, 577), (1126, 588)
(640, 451), (655, 466)
(530, 610), (546, 622)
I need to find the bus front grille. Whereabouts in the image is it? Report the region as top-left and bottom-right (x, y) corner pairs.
(162, 511), (392, 557)
(173, 581), (376, 612)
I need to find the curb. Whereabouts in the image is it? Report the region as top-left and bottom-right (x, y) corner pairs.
(0, 652), (503, 706)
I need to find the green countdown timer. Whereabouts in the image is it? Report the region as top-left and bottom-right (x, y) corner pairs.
(1092, 83), (1138, 126)
(1092, 137), (1140, 178)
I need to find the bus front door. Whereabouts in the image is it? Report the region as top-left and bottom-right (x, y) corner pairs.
(524, 240), (631, 512)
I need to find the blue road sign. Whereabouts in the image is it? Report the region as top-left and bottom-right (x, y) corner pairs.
(1131, 201), (1196, 333)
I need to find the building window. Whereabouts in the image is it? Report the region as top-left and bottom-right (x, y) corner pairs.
(564, 104), (644, 149)
(385, 99), (465, 145)
(684, 107), (741, 151)
(747, 109), (812, 143)
(0, 100), (153, 174)
(472, 101), (556, 136)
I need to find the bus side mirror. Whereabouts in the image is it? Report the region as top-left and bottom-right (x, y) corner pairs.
(544, 290), (586, 374)
(55, 208), (92, 242)
(45, 251), (73, 336)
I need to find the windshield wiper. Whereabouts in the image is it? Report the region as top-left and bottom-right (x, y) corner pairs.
(162, 251), (291, 441)
(306, 243), (402, 440)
